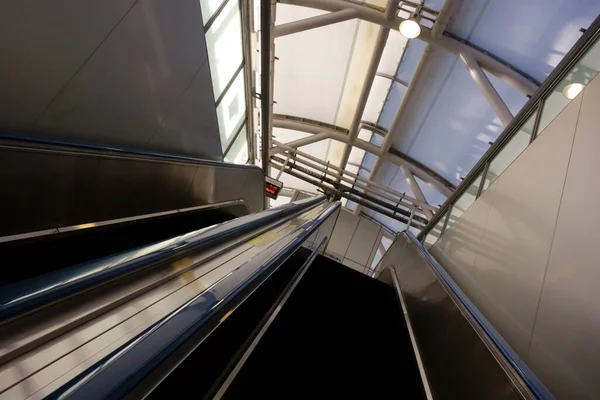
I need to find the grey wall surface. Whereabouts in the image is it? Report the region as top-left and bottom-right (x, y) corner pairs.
(0, 0), (222, 161)
(429, 74), (600, 399)
(324, 209), (383, 273)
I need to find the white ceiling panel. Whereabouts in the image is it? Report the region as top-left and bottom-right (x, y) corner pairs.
(396, 39), (426, 83)
(273, 4), (357, 124)
(377, 30), (408, 76)
(362, 76), (390, 123)
(402, 60), (526, 184)
(272, 127), (331, 160)
(415, 176), (447, 207)
(349, 147), (366, 165)
(378, 82), (407, 129)
(449, 0), (600, 82)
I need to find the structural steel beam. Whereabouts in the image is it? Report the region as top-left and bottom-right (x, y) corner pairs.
(270, 158), (429, 229)
(460, 52), (514, 126)
(270, 117), (454, 197)
(376, 72), (409, 86)
(399, 164), (434, 219)
(273, 9), (358, 37)
(338, 0), (399, 179)
(361, 44), (436, 216)
(280, 0), (539, 95)
(431, 0), (455, 38)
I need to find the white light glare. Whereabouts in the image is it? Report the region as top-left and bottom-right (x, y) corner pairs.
(562, 83), (584, 100)
(399, 19), (421, 39)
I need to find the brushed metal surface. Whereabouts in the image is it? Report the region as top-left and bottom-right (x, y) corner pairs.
(376, 234), (531, 400)
(0, 143), (264, 237)
(527, 75), (600, 399)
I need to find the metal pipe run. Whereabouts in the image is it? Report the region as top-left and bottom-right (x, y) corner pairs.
(273, 9), (358, 37)
(272, 140), (439, 212)
(271, 133), (453, 198)
(460, 52), (514, 126)
(275, 150), (431, 214)
(270, 159), (428, 229)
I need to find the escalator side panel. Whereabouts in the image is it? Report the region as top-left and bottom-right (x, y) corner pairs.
(376, 233), (531, 400)
(223, 256), (426, 399)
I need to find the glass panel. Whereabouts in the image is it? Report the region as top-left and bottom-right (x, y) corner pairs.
(454, 174), (481, 213)
(217, 70), (246, 152)
(424, 234), (437, 249)
(430, 214), (446, 236)
(206, 0), (243, 100)
(200, 0), (226, 25)
(224, 124), (248, 164)
(484, 112), (536, 191)
(538, 39), (600, 133)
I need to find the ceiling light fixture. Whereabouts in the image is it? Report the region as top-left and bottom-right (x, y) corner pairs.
(562, 83), (584, 100)
(399, 18), (421, 39)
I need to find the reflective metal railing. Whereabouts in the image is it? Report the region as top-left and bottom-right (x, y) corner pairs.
(0, 196), (325, 320)
(48, 200), (340, 399)
(419, 14), (600, 247)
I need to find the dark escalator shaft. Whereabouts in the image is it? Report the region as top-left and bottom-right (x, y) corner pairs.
(223, 255), (426, 399)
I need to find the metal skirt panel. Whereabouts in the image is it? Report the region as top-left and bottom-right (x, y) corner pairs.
(0, 143), (265, 238)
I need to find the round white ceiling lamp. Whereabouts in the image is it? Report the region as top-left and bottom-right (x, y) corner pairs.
(562, 83), (585, 100)
(399, 18), (421, 39)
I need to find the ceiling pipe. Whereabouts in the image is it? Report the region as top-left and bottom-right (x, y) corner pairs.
(271, 134), (453, 198)
(272, 164), (426, 229)
(280, 0), (538, 95)
(271, 158), (429, 229)
(271, 140), (438, 211)
(273, 9), (358, 37)
(272, 149), (436, 213)
(337, 0), (399, 180)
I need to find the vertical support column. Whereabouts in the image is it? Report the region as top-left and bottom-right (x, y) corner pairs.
(261, 0), (274, 175)
(460, 52), (514, 127)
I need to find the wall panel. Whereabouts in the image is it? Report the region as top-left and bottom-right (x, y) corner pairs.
(527, 74), (600, 399)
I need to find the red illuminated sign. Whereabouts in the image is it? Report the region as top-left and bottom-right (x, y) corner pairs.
(265, 177), (283, 199)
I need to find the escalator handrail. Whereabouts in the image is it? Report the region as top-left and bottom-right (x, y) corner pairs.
(0, 130), (262, 173)
(405, 231), (553, 400)
(0, 196), (326, 321)
(51, 201), (340, 400)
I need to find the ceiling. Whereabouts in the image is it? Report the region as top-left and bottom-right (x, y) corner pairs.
(265, 0), (600, 232)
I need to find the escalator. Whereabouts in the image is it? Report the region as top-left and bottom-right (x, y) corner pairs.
(218, 255), (426, 399)
(0, 195), (539, 400)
